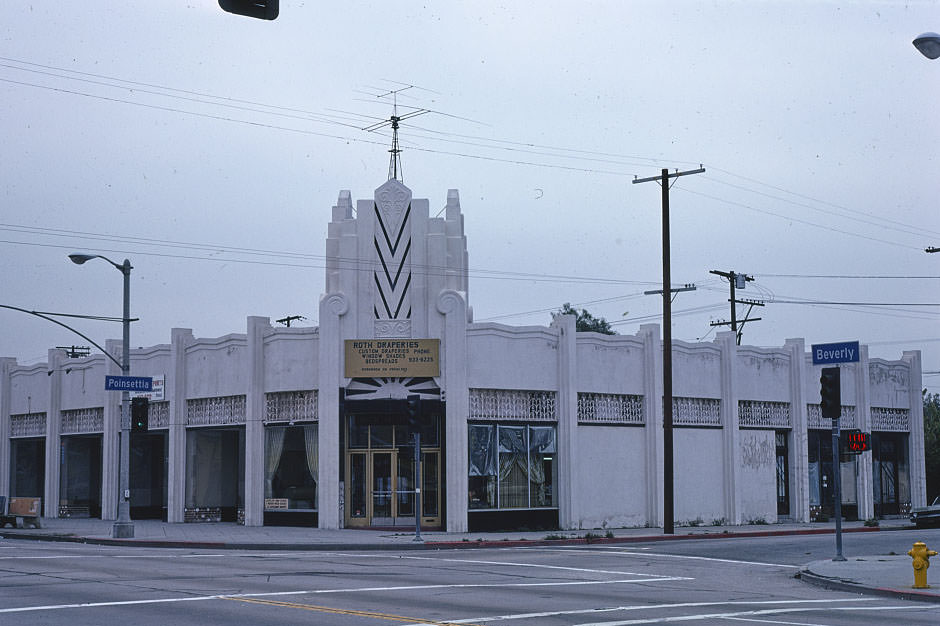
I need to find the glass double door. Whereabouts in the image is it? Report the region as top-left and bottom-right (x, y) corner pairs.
(345, 420), (440, 528)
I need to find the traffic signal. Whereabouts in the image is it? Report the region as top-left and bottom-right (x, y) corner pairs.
(131, 397), (149, 432)
(406, 394), (420, 426)
(819, 367), (840, 419)
(218, 0), (278, 20)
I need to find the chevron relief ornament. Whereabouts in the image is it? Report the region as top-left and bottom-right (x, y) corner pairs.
(374, 180), (413, 320)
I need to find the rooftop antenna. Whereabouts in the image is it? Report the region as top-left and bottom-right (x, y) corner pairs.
(361, 86), (430, 182)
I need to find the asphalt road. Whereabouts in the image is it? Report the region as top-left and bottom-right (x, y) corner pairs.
(1, 530), (938, 625)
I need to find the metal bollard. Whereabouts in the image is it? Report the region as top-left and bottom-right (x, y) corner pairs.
(907, 542), (938, 589)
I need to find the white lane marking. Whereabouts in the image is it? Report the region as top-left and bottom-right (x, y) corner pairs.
(534, 546), (799, 568)
(724, 617), (831, 625)
(409, 599), (873, 625)
(394, 554), (660, 576)
(569, 605), (932, 626)
(0, 553), (230, 560)
(0, 577), (690, 614)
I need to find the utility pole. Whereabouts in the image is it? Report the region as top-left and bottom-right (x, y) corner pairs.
(633, 166), (705, 534)
(709, 270), (763, 345)
(276, 315), (305, 327)
(56, 345), (91, 359)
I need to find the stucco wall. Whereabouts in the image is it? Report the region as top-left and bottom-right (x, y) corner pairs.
(737, 429), (778, 522)
(672, 342), (722, 399)
(467, 324), (558, 390)
(262, 329), (319, 392)
(868, 360), (912, 409)
(58, 360), (107, 410)
(575, 336), (646, 396)
(574, 424), (648, 529)
(736, 349), (790, 402)
(674, 428), (725, 523)
(9, 365), (49, 414)
(185, 334), (248, 398)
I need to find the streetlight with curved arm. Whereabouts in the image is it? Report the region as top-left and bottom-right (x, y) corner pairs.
(69, 253), (135, 538)
(913, 32), (940, 60)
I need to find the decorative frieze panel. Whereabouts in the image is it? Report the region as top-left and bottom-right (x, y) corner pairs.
(739, 401), (791, 429)
(672, 397), (721, 427)
(148, 402), (170, 430)
(10, 412), (46, 438)
(578, 393), (644, 425)
(61, 408), (104, 434)
(469, 389), (557, 422)
(807, 405), (857, 430)
(186, 396), (246, 426)
(871, 407), (910, 432)
(265, 390), (318, 424)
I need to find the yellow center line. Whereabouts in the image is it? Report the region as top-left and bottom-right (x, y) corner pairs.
(225, 597), (487, 625)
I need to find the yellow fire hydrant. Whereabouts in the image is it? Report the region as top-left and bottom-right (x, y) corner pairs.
(907, 542), (938, 589)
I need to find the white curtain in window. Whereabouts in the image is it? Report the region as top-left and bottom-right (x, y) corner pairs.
(264, 427), (286, 499)
(303, 424), (318, 483)
(527, 426), (555, 487)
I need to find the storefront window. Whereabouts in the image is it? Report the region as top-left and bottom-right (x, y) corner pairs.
(468, 424), (497, 509)
(265, 424), (318, 510)
(185, 428), (244, 520)
(59, 435), (102, 518)
(10, 438), (45, 500)
(468, 424), (557, 510)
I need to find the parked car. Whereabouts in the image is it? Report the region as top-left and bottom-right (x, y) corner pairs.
(910, 496), (940, 528)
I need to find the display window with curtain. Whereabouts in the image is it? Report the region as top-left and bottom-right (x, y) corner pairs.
(184, 427), (244, 523)
(467, 423), (558, 531)
(264, 423), (318, 526)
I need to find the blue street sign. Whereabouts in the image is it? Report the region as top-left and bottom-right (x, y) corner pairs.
(811, 341), (860, 365)
(105, 375), (153, 392)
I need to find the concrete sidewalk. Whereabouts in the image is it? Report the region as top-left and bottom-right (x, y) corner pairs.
(2, 517), (937, 603)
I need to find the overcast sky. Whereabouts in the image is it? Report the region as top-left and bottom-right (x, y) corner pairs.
(2, 1), (938, 393)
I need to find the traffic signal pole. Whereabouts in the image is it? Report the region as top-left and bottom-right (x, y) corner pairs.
(820, 366), (845, 561)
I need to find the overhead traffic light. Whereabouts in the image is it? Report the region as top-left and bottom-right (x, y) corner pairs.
(819, 367), (840, 419)
(218, 0), (278, 20)
(131, 397), (149, 432)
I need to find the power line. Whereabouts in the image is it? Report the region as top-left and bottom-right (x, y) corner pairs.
(2, 60), (935, 250)
(676, 187), (923, 252)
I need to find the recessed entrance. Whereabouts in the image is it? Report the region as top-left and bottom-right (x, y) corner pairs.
(343, 401), (442, 529)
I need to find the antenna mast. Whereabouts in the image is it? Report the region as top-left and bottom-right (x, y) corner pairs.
(361, 85), (430, 183)
(388, 94), (402, 181)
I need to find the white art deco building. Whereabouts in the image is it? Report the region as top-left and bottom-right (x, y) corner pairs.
(0, 179), (927, 531)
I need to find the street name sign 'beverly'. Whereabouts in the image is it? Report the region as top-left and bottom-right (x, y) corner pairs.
(811, 340), (860, 365)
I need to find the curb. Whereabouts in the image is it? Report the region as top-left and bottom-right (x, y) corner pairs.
(2, 524), (884, 552)
(425, 525), (883, 550)
(798, 568), (940, 604)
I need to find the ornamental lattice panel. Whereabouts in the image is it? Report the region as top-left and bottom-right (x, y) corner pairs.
(871, 407), (910, 432)
(739, 401), (791, 429)
(468, 389), (557, 422)
(578, 393), (644, 425)
(148, 401), (170, 429)
(187, 396), (246, 426)
(265, 390), (318, 423)
(672, 397), (722, 427)
(10, 412), (46, 437)
(61, 408), (104, 434)
(807, 404), (857, 430)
